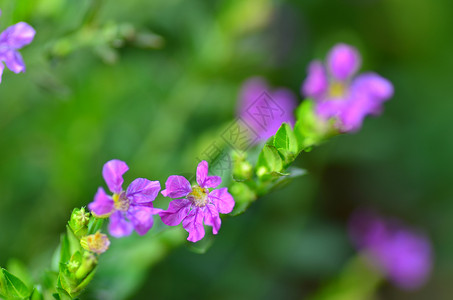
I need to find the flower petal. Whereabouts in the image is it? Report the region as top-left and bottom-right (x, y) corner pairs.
(102, 159), (128, 194)
(3, 50), (25, 73)
(352, 72), (394, 104)
(161, 175), (192, 198)
(159, 198), (191, 226)
(0, 22), (35, 49)
(88, 187), (114, 217)
(302, 60), (328, 99)
(108, 211), (134, 238)
(126, 178), (161, 204)
(182, 207), (205, 242)
(196, 161), (222, 188)
(327, 43), (361, 80)
(237, 77), (269, 116)
(204, 204), (221, 235)
(315, 98), (349, 120)
(127, 205), (161, 235)
(0, 62), (4, 83)
(208, 188), (234, 214)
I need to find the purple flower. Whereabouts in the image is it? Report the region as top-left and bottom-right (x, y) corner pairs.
(0, 14), (35, 83)
(349, 210), (432, 290)
(159, 161), (235, 242)
(88, 159), (162, 238)
(302, 43), (393, 132)
(238, 77), (297, 141)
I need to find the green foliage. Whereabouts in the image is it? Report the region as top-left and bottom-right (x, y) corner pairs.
(257, 145), (283, 177)
(309, 255), (383, 300)
(294, 100), (338, 151)
(0, 268), (31, 299)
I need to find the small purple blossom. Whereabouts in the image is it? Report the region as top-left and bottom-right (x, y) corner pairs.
(88, 159), (162, 238)
(349, 210), (432, 290)
(238, 77), (297, 141)
(159, 161), (235, 242)
(0, 14), (35, 83)
(302, 43), (393, 132)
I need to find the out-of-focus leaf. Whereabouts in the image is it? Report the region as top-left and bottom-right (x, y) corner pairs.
(87, 217), (104, 235)
(1, 268), (31, 299)
(256, 145), (283, 176)
(274, 123), (298, 154)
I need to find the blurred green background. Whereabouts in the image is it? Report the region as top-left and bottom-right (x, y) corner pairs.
(0, 0), (452, 299)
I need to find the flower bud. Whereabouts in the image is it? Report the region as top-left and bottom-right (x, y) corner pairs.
(80, 231), (110, 254)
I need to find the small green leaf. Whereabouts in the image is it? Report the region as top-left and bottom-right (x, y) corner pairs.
(72, 267), (97, 296)
(294, 100), (326, 150)
(1, 268), (31, 299)
(66, 225), (83, 255)
(87, 217), (104, 235)
(30, 287), (44, 300)
(56, 287), (73, 300)
(257, 145), (283, 175)
(274, 123), (298, 154)
(60, 234), (71, 265)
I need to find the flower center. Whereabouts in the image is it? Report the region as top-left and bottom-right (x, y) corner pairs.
(113, 192), (129, 211)
(329, 81), (347, 98)
(187, 186), (209, 207)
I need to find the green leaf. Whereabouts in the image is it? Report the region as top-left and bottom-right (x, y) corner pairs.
(66, 225), (83, 255)
(6, 259), (33, 288)
(87, 217), (104, 235)
(30, 287), (44, 300)
(1, 268), (31, 299)
(274, 123), (298, 154)
(294, 100), (325, 150)
(256, 145), (283, 176)
(60, 234), (71, 265)
(56, 287), (73, 300)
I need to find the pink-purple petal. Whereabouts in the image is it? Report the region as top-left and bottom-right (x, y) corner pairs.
(126, 178), (161, 204)
(3, 50), (25, 73)
(204, 204), (221, 235)
(102, 159), (128, 194)
(182, 207), (205, 242)
(127, 205), (160, 235)
(0, 63), (4, 83)
(159, 198), (191, 226)
(208, 187), (235, 214)
(352, 72), (394, 102)
(196, 160), (222, 188)
(108, 211), (134, 238)
(302, 60), (328, 99)
(161, 175), (192, 198)
(0, 22), (35, 49)
(327, 43), (361, 81)
(88, 187), (114, 217)
(237, 77), (269, 116)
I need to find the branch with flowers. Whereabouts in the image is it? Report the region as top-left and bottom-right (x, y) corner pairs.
(0, 11), (432, 299)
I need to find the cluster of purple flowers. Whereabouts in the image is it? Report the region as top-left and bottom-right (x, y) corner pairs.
(238, 77), (297, 142)
(349, 210), (432, 290)
(0, 11), (35, 83)
(237, 43), (393, 139)
(302, 43), (394, 132)
(88, 159), (235, 242)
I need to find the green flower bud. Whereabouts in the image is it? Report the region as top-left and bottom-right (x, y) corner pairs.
(69, 207), (90, 238)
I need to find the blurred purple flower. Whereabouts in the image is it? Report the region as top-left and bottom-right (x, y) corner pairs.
(349, 210), (432, 290)
(238, 77), (297, 141)
(302, 43), (393, 132)
(159, 160), (234, 242)
(88, 159), (162, 238)
(0, 15), (35, 83)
